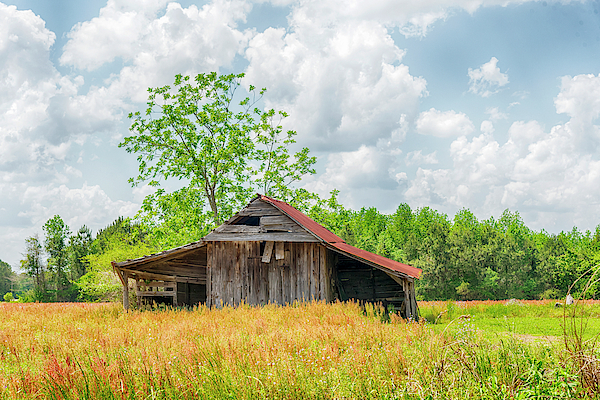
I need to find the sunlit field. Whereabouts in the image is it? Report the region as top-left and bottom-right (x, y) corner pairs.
(421, 299), (600, 338)
(0, 301), (598, 399)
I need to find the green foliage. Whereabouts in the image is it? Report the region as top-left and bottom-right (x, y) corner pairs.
(43, 215), (72, 301)
(94, 216), (145, 254)
(312, 200), (600, 301)
(78, 218), (153, 302)
(3, 291), (13, 302)
(121, 72), (317, 226)
(68, 225), (93, 281)
(136, 186), (211, 250)
(20, 234), (48, 300)
(252, 109), (317, 203)
(0, 259), (14, 297)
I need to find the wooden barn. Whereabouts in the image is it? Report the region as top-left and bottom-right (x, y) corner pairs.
(112, 195), (422, 319)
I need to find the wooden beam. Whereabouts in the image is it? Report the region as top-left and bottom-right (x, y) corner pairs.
(275, 242), (285, 260)
(262, 241), (274, 263)
(122, 271), (129, 311)
(204, 232), (320, 242)
(117, 268), (206, 284)
(214, 225), (264, 234)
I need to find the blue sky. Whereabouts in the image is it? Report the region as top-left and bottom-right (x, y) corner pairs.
(1, 0), (600, 267)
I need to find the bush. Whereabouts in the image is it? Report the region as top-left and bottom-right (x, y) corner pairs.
(539, 288), (561, 300)
(3, 292), (13, 302)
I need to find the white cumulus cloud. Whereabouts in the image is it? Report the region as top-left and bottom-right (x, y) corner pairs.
(404, 73), (600, 231)
(245, 19), (427, 151)
(468, 57), (509, 98)
(416, 108), (475, 138)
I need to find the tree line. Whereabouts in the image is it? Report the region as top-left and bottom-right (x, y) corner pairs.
(9, 196), (599, 302)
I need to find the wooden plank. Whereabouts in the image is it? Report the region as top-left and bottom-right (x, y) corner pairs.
(268, 257), (276, 304)
(289, 243), (297, 302)
(237, 208), (282, 217)
(301, 243), (309, 301)
(282, 243), (293, 304)
(134, 281), (175, 288)
(218, 242), (226, 307)
(145, 264), (206, 275)
(403, 280), (412, 319)
(409, 280), (418, 320)
(260, 215), (293, 223)
(214, 225), (264, 234)
(212, 242), (219, 307)
(207, 242), (214, 307)
(249, 242), (257, 305)
(295, 243), (302, 301)
(234, 242), (242, 306)
(225, 242), (234, 306)
(122, 272), (129, 311)
(203, 231), (320, 242)
(319, 245), (326, 301)
(262, 241), (274, 263)
(165, 262), (207, 268)
(310, 244), (318, 301)
(259, 245), (268, 305)
(275, 242), (285, 260)
(136, 292), (176, 297)
(241, 242), (249, 303)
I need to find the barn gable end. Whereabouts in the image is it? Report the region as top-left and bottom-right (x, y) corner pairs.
(203, 198), (319, 242)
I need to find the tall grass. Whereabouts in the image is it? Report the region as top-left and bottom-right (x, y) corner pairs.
(0, 301), (590, 399)
(563, 269), (600, 395)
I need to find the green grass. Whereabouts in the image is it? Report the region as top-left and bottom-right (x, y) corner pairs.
(421, 300), (600, 341)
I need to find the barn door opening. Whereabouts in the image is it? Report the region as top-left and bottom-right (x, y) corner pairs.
(334, 254), (407, 316)
(176, 282), (207, 307)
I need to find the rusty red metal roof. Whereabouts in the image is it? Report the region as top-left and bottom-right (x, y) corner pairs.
(260, 195), (421, 279)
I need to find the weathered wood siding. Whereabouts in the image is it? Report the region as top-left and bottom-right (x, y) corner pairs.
(204, 200), (319, 243)
(207, 241), (332, 307)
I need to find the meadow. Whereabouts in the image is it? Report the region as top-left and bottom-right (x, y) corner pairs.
(0, 300), (598, 399)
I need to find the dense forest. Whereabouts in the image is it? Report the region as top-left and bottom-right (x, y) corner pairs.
(6, 190), (600, 302)
(5, 72), (599, 303)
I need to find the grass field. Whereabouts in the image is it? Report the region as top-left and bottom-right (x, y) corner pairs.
(0, 300), (599, 399)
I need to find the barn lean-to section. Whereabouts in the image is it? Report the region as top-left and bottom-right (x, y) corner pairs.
(113, 195), (421, 319)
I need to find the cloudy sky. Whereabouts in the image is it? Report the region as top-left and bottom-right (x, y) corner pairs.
(1, 0), (600, 267)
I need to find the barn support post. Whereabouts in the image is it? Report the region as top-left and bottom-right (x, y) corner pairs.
(409, 280), (419, 321)
(206, 242), (213, 307)
(112, 262), (130, 311)
(122, 272), (130, 311)
(403, 280), (412, 319)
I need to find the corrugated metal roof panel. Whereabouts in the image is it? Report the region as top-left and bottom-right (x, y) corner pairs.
(259, 195), (421, 279)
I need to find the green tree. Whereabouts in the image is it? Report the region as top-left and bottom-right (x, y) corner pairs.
(43, 215), (72, 301)
(69, 225), (93, 281)
(136, 186), (211, 250)
(0, 259), (15, 296)
(77, 218), (153, 302)
(121, 72), (316, 226)
(20, 234), (47, 300)
(94, 217), (146, 254)
(252, 109), (316, 203)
